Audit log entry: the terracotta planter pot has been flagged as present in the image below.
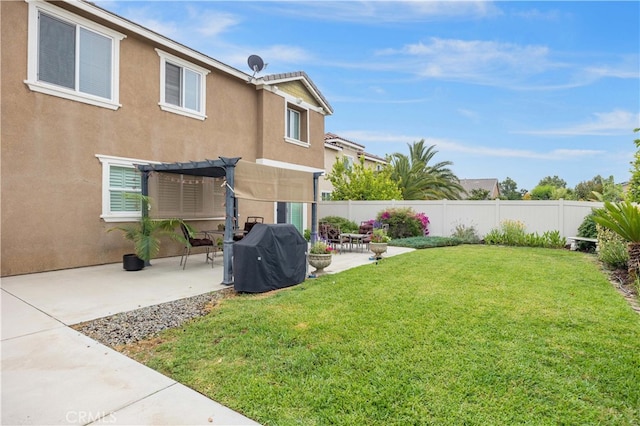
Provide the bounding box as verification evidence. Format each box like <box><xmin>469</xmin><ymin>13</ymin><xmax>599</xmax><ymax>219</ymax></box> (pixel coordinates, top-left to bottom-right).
<box><xmin>308</xmin><ymin>253</ymin><xmax>332</xmax><ymax>275</ymax></box>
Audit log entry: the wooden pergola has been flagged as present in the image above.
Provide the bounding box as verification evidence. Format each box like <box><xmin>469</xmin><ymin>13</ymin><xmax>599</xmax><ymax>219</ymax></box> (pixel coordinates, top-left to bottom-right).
<box><xmin>137</xmin><ymin>157</ymin><xmax>323</xmax><ymax>285</ymax></box>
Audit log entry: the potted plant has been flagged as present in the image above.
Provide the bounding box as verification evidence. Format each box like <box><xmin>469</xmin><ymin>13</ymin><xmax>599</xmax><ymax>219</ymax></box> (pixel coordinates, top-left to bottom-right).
<box><xmin>308</xmin><ymin>241</ymin><xmax>334</xmax><ymax>275</ymax></box>
<box><xmin>370</xmin><ymin>228</ymin><xmax>391</xmax><ymax>260</ymax></box>
<box><xmin>108</xmin><ymin>195</ymin><xmax>190</xmax><ymax>271</ymax></box>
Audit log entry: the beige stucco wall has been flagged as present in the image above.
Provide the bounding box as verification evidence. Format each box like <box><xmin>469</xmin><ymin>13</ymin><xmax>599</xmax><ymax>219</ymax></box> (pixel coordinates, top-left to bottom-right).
<box><xmin>1</xmin><ymin>1</ymin><xmax>326</xmax><ymax>276</ymax></box>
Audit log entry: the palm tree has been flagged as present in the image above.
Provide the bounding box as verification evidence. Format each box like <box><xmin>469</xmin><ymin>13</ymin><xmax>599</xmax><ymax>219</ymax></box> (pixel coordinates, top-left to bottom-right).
<box><xmin>390</xmin><ymin>140</ymin><xmax>464</xmax><ymax>200</ymax></box>
<box><xmin>593</xmin><ymin>201</ymin><xmax>640</xmax><ymax>279</ymax></box>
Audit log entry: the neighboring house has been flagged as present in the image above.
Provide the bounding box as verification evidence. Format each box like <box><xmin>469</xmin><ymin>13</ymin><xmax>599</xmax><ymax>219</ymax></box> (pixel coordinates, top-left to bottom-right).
<box><xmin>321</xmin><ymin>132</ymin><xmax>387</xmax><ymax>200</ymax></box>
<box><xmin>458</xmin><ymin>179</ymin><xmax>501</xmax><ymax>199</ymax></box>
<box><xmin>1</xmin><ymin>0</ymin><xmax>332</xmax><ymax>276</ymax></box>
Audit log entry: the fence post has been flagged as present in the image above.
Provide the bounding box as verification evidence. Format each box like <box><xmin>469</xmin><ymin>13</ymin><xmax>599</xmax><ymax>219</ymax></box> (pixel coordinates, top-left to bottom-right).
<box><xmin>559</xmin><ymin>198</ymin><xmax>565</xmax><ymax>237</ymax></box>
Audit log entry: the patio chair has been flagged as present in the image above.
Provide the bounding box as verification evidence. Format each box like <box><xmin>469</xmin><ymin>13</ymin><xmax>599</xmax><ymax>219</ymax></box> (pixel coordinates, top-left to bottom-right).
<box><xmin>358</xmin><ymin>222</ymin><xmax>374</xmax><ymax>249</ymax></box>
<box><xmin>179</xmin><ymin>223</ymin><xmax>217</xmax><ymax>270</ymax></box>
<box><xmin>233</xmin><ymin>216</ymin><xmax>264</xmax><ymax>241</ymax></box>
<box><xmin>325</xmin><ymin>224</ymin><xmax>348</xmax><ymax>253</ymax></box>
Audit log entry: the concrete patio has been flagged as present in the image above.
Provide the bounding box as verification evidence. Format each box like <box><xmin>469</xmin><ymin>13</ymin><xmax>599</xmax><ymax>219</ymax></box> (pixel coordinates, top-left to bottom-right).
<box><xmin>1</xmin><ymin>246</ymin><xmax>413</xmax><ymax>425</ymax></box>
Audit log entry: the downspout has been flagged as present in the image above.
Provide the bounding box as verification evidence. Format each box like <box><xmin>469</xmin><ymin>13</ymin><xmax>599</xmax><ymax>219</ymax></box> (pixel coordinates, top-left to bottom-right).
<box><xmin>311</xmin><ymin>171</ymin><xmax>323</xmax><ymax>244</ymax></box>
<box><xmin>220</xmin><ymin>157</ymin><xmax>240</xmax><ymax>285</ymax></box>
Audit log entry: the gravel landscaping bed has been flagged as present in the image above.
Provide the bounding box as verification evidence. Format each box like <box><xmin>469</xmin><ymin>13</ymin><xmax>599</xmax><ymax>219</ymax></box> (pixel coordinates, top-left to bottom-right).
<box><xmin>73</xmin><ymin>288</ymin><xmax>234</xmax><ymax>347</ymax></box>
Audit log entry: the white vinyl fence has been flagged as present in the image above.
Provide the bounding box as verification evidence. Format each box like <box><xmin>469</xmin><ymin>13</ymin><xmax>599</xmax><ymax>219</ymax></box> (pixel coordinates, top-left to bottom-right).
<box><xmin>318</xmin><ymin>199</ymin><xmax>604</xmax><ymax>240</ymax></box>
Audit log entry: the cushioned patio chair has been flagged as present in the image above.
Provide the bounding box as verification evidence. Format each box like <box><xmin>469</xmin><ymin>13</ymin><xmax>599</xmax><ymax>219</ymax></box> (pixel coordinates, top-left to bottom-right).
<box><xmin>180</xmin><ymin>223</ymin><xmax>216</xmax><ymax>269</ymax></box>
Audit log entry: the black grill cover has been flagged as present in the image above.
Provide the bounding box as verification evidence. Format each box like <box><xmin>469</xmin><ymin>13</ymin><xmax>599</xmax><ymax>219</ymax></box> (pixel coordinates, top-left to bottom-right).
<box><xmin>233</xmin><ymin>224</ymin><xmax>307</xmax><ymax>293</ymax></box>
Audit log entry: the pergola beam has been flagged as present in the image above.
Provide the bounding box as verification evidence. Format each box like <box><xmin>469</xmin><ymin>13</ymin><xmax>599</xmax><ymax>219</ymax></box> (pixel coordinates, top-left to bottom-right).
<box><xmin>138</xmin><ymin>156</ymin><xmax>240</xmax><ymax>285</ymax></box>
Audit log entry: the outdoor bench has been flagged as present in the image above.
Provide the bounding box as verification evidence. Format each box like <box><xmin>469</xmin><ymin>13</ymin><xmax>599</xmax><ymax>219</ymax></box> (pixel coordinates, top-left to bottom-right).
<box><xmin>567</xmin><ymin>236</ymin><xmax>598</xmax><ymax>252</ymax></box>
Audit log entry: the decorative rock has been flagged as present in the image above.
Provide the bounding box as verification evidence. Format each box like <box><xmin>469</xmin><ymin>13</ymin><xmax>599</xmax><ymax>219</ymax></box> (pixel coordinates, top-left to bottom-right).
<box><xmin>73</xmin><ymin>288</ymin><xmax>234</xmax><ymax>347</ymax></box>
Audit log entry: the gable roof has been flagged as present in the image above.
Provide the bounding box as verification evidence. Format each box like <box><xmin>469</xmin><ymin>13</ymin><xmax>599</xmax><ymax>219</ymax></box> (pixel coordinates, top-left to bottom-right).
<box><xmin>459</xmin><ymin>178</ymin><xmax>500</xmax><ymax>198</ymax></box>
<box><xmin>324</xmin><ymin>132</ymin><xmax>387</xmax><ymax>164</ymax></box>
<box><xmin>262</xmin><ymin>72</ymin><xmax>333</xmax><ymax>114</ymax></box>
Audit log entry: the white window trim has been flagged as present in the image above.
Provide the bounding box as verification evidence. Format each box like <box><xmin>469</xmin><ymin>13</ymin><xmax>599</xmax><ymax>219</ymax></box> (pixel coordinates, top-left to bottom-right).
<box><xmin>283</xmin><ymin>98</ymin><xmax>310</xmax><ymax>147</ymax></box>
<box><xmin>96</xmin><ymin>154</ymin><xmax>158</xmax><ymax>222</ymax></box>
<box><xmin>156</xmin><ymin>49</ymin><xmax>209</xmax><ymax>121</ymax></box>
<box><xmin>25</xmin><ymin>0</ymin><xmax>124</xmax><ymax>110</ymax></box>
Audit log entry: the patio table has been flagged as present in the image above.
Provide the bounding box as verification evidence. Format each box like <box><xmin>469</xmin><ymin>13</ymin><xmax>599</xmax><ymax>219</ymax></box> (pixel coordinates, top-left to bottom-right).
<box><xmin>340</xmin><ymin>233</ymin><xmax>369</xmax><ymax>253</ymax></box>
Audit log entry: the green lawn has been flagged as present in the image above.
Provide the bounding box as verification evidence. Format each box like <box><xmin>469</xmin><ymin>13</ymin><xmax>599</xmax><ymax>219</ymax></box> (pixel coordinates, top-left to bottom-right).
<box><xmin>130</xmin><ymin>245</ymin><xmax>640</xmax><ymax>425</ymax></box>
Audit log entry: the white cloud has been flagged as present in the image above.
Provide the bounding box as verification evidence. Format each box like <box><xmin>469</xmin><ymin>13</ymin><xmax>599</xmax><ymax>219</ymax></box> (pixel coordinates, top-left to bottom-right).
<box><xmin>515</xmin><ymin>110</ymin><xmax>640</xmax><ymax>136</ymax></box>
<box><xmin>265</xmin><ymin>1</ymin><xmax>502</xmax><ymax>23</ymax></box>
<box><xmin>336</xmin><ymin>130</ymin><xmax>603</xmax><ymax>160</ymax></box>
<box><xmin>190</xmin><ymin>9</ymin><xmax>240</xmax><ymax>38</ymax></box>
<box><xmin>375</xmin><ymin>37</ymin><xmax>552</xmax><ymax>86</ymax></box>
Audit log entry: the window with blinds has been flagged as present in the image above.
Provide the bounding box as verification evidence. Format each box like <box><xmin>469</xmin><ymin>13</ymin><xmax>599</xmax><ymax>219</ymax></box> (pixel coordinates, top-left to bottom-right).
<box><xmin>151</xmin><ymin>173</ymin><xmax>224</xmax><ymax>219</ymax></box>
<box><xmin>37</xmin><ymin>11</ymin><xmax>113</xmax><ymax>100</ymax></box>
<box><xmin>164</xmin><ymin>62</ymin><xmax>202</xmax><ymax>112</ymax></box>
<box><xmin>109</xmin><ymin>166</ymin><xmax>141</xmax><ymax>213</ymax></box>
<box><xmin>157</xmin><ymin>50</ymin><xmax>208</xmax><ymax>120</ymax></box>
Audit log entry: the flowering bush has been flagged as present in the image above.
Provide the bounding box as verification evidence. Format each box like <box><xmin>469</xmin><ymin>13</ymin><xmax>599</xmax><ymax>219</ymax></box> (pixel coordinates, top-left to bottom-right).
<box><xmin>376</xmin><ymin>208</ymin><xmax>430</xmax><ymax>239</ymax></box>
<box><xmin>310</xmin><ymin>241</ymin><xmax>333</xmax><ymax>254</ymax></box>
<box><xmin>415</xmin><ymin>212</ymin><xmax>430</xmax><ymax>236</ymax></box>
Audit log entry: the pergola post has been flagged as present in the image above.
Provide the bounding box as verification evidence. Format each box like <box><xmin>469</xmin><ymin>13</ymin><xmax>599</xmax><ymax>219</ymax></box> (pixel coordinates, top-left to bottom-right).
<box><xmin>220</xmin><ymin>157</ymin><xmax>240</xmax><ymax>285</ymax></box>
<box><xmin>140</xmin><ymin>170</ymin><xmax>151</xmax><ymax>266</ymax></box>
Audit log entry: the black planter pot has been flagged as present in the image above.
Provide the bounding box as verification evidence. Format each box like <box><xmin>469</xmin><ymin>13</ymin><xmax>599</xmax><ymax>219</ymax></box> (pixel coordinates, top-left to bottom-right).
<box><xmin>123</xmin><ymin>254</ymin><xmax>145</xmax><ymax>271</ymax></box>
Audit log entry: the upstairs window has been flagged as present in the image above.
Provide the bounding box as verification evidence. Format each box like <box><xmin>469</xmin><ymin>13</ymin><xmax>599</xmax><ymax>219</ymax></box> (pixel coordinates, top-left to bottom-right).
<box><xmin>287</xmin><ymin>108</ymin><xmax>300</xmax><ymax>140</ymax></box>
<box><xmin>26</xmin><ymin>2</ymin><xmax>123</xmax><ymax>110</ymax></box>
<box><xmin>157</xmin><ymin>49</ymin><xmax>209</xmax><ymax>120</ymax></box>
<box><xmin>285</xmin><ymin>103</ymin><xmax>309</xmax><ymax>146</ymax></box>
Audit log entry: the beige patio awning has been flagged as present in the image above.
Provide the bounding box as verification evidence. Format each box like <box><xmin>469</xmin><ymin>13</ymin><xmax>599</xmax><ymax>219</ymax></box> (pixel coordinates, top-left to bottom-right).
<box><xmin>234</xmin><ymin>160</ymin><xmax>315</xmax><ymax>203</ymax></box>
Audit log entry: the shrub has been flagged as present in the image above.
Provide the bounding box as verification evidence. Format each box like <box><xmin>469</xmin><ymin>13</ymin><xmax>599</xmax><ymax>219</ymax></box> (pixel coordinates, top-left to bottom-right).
<box><xmin>377</xmin><ymin>207</ymin><xmax>428</xmax><ymax>239</ymax></box>
<box><xmin>577</xmin><ymin>212</ymin><xmax>598</xmax><ymax>252</ymax></box>
<box><xmin>500</xmin><ymin>220</ymin><xmax>527</xmax><ymax>246</ymax></box>
<box><xmin>319</xmin><ymin>216</ymin><xmax>358</xmax><ymax>233</ymax></box>
<box><xmin>484</xmin><ymin>220</ymin><xmax>564</xmax><ymax>249</ymax></box>
<box><xmin>597</xmin><ymin>224</ymin><xmax>628</xmax><ymax>270</ymax></box>
<box><xmin>450</xmin><ymin>222</ymin><xmax>481</xmax><ymax>244</ymax></box>
<box><xmin>391</xmin><ymin>236</ymin><xmax>463</xmax><ymax>249</ymax></box>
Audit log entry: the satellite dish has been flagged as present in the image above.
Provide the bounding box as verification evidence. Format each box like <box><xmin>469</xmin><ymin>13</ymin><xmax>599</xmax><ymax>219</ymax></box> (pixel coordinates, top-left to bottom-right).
<box><xmin>247</xmin><ymin>55</ymin><xmax>265</xmax><ymax>73</ymax></box>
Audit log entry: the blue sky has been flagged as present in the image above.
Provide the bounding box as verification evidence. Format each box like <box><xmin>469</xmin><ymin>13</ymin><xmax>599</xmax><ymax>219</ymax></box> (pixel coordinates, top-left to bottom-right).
<box><xmin>97</xmin><ymin>1</ymin><xmax>639</xmax><ymax>192</ymax></box>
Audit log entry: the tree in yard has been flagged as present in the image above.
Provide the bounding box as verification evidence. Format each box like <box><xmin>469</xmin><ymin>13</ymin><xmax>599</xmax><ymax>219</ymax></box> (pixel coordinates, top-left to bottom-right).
<box><xmin>574</xmin><ymin>175</ymin><xmax>623</xmax><ymax>202</ymax></box>
<box><xmin>326</xmin><ymin>155</ymin><xmax>402</xmax><ymax>201</ymax></box>
<box><xmin>538</xmin><ymin>175</ymin><xmax>567</xmax><ymax>188</ymax></box>
<box><xmin>627</xmin><ymin>128</ymin><xmax>640</xmax><ymax>203</ymax></box>
<box><xmin>574</xmin><ymin>175</ymin><xmax>604</xmax><ymax>201</ymax></box>
<box><xmin>530</xmin><ymin>185</ymin><xmax>554</xmax><ymax>200</ymax></box>
<box><xmin>499</xmin><ymin>177</ymin><xmax>521</xmax><ymax>200</ymax></box>
<box><xmin>468</xmin><ymin>188</ymin><xmax>491</xmax><ymax>200</ymax></box>
<box><xmin>390</xmin><ymin>140</ymin><xmax>464</xmax><ymax>200</ymax></box>
<box><xmin>593</xmin><ymin>201</ymin><xmax>640</xmax><ymax>280</ymax></box>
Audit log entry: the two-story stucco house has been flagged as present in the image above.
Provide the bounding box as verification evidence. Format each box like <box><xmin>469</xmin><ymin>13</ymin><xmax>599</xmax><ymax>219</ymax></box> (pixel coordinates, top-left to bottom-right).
<box><xmin>1</xmin><ymin>0</ymin><xmax>333</xmax><ymax>276</ymax></box>
<box><xmin>321</xmin><ymin>132</ymin><xmax>388</xmax><ymax>200</ymax></box>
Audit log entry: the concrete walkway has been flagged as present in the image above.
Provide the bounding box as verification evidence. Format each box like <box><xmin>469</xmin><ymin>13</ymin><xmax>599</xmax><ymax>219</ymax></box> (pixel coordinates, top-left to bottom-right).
<box><xmin>1</xmin><ymin>247</ymin><xmax>413</xmax><ymax>425</ymax></box>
